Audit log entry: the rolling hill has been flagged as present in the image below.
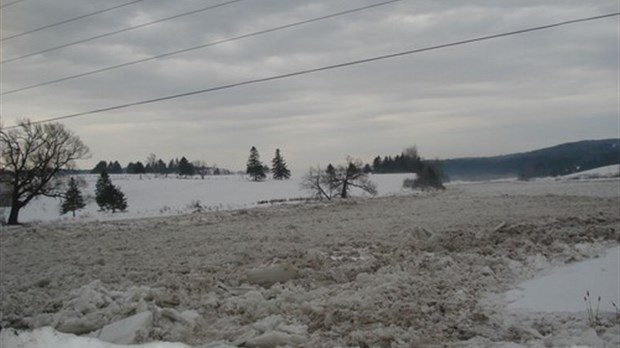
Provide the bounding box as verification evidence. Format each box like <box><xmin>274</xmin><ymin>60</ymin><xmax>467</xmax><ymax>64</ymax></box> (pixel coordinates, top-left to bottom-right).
<box><xmin>440</xmin><ymin>139</ymin><xmax>620</xmax><ymax>181</ymax></box>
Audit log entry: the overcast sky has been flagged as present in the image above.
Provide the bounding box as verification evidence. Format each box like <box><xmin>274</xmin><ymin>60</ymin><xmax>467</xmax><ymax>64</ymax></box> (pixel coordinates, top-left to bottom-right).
<box><xmin>1</xmin><ymin>0</ymin><xmax>618</xmax><ymax>172</ymax></box>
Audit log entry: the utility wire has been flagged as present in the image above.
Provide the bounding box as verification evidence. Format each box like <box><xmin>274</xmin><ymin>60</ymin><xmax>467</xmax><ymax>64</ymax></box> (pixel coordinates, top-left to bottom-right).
<box><xmin>1</xmin><ymin>0</ymin><xmax>245</xmax><ymax>60</ymax></box>
<box><xmin>0</xmin><ymin>0</ymin><xmax>402</xmax><ymax>96</ymax></box>
<box><xmin>0</xmin><ymin>0</ymin><xmax>27</xmax><ymax>9</ymax></box>
<box><xmin>0</xmin><ymin>0</ymin><xmax>401</xmax><ymax>95</ymax></box>
<box><xmin>4</xmin><ymin>12</ymin><xmax>619</xmax><ymax>129</ymax></box>
<box><xmin>1</xmin><ymin>0</ymin><xmax>146</xmax><ymax>41</ymax></box>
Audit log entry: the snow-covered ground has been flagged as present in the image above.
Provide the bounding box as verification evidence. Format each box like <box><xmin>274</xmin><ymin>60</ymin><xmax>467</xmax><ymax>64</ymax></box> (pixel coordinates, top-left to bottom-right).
<box><xmin>1</xmin><ymin>174</ymin><xmax>619</xmax><ymax>347</ymax></box>
<box><xmin>560</xmin><ymin>164</ymin><xmax>620</xmax><ymax>180</ymax></box>
<box><xmin>4</xmin><ymin>168</ymin><xmax>619</xmax><ymax>224</ymax></box>
<box><xmin>2</xmin><ymin>173</ymin><xmax>416</xmax><ymax>224</ymax></box>
<box><xmin>506</xmin><ymin>246</ymin><xmax>619</xmax><ymax>313</ymax></box>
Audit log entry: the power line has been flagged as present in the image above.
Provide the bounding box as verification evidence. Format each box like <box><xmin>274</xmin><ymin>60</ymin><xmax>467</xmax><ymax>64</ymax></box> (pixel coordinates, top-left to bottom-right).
<box><xmin>4</xmin><ymin>12</ymin><xmax>619</xmax><ymax>129</ymax></box>
<box><xmin>0</xmin><ymin>0</ymin><xmax>402</xmax><ymax>95</ymax></box>
<box><xmin>0</xmin><ymin>0</ymin><xmax>27</xmax><ymax>9</ymax></box>
<box><xmin>1</xmin><ymin>0</ymin><xmax>245</xmax><ymax>60</ymax></box>
<box><xmin>1</xmin><ymin>0</ymin><xmax>146</xmax><ymax>41</ymax></box>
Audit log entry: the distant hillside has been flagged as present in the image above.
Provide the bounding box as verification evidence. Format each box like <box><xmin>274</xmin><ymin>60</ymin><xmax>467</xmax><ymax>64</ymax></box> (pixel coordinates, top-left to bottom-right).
<box><xmin>441</xmin><ymin>139</ymin><xmax>620</xmax><ymax>181</ymax></box>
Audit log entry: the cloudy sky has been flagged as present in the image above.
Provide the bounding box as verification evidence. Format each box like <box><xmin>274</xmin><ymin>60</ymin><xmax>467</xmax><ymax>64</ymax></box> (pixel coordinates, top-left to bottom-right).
<box><xmin>1</xmin><ymin>0</ymin><xmax>618</xmax><ymax>172</ymax></box>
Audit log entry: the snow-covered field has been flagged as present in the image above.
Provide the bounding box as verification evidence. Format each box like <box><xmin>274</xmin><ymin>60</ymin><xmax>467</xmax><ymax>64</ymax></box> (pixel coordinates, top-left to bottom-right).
<box><xmin>4</xmin><ymin>166</ymin><xmax>619</xmax><ymax>224</ymax></box>
<box><xmin>1</xmin><ymin>173</ymin><xmax>619</xmax><ymax>347</ymax></box>
<box><xmin>2</xmin><ymin>173</ymin><xmax>416</xmax><ymax>224</ymax></box>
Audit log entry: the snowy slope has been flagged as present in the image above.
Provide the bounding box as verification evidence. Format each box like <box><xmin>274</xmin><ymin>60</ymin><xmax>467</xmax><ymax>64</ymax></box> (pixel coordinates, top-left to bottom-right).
<box><xmin>560</xmin><ymin>164</ymin><xmax>620</xmax><ymax>180</ymax></box>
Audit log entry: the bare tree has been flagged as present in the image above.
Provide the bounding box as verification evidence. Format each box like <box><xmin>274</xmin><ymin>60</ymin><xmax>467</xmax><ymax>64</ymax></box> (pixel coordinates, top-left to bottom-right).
<box><xmin>193</xmin><ymin>160</ymin><xmax>210</xmax><ymax>179</ymax></box>
<box><xmin>336</xmin><ymin>157</ymin><xmax>377</xmax><ymax>198</ymax></box>
<box><xmin>0</xmin><ymin>120</ymin><xmax>90</xmax><ymax>225</ymax></box>
<box><xmin>300</xmin><ymin>158</ymin><xmax>377</xmax><ymax>200</ymax></box>
<box><xmin>300</xmin><ymin>166</ymin><xmax>332</xmax><ymax>200</ymax></box>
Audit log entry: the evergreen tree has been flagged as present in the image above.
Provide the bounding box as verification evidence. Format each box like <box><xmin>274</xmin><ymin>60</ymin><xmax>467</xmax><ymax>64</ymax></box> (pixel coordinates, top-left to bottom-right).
<box><xmin>95</xmin><ymin>170</ymin><xmax>112</xmax><ymax>209</ymax></box>
<box><xmin>126</xmin><ymin>162</ymin><xmax>136</xmax><ymax>174</ymax></box>
<box><xmin>324</xmin><ymin>163</ymin><xmax>339</xmax><ymax>198</ymax></box>
<box><xmin>246</xmin><ymin>146</ymin><xmax>266</xmax><ymax>181</ymax></box>
<box><xmin>107</xmin><ymin>160</ymin><xmax>123</xmax><ymax>174</ymax></box>
<box><xmin>95</xmin><ymin>170</ymin><xmax>128</xmax><ymax>212</ymax></box>
<box><xmin>134</xmin><ymin>161</ymin><xmax>145</xmax><ymax>174</ymax></box>
<box><xmin>61</xmin><ymin>177</ymin><xmax>85</xmax><ymax>217</ymax></box>
<box><xmin>91</xmin><ymin>160</ymin><xmax>108</xmax><ymax>174</ymax></box>
<box><xmin>372</xmin><ymin>156</ymin><xmax>383</xmax><ymax>173</ymax></box>
<box><xmin>109</xmin><ymin>187</ymin><xmax>128</xmax><ymax>212</ymax></box>
<box><xmin>271</xmin><ymin>149</ymin><xmax>291</xmax><ymax>180</ymax></box>
<box><xmin>178</xmin><ymin>156</ymin><xmax>195</xmax><ymax>177</ymax></box>
<box><xmin>156</xmin><ymin>159</ymin><xmax>167</xmax><ymax>174</ymax></box>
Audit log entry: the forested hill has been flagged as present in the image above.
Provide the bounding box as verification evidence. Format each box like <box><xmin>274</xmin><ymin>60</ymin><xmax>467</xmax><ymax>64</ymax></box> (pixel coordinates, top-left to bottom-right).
<box><xmin>441</xmin><ymin>139</ymin><xmax>620</xmax><ymax>181</ymax></box>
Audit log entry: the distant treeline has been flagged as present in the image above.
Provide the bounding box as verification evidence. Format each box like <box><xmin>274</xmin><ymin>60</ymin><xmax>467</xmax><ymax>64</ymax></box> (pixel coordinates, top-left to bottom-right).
<box><xmin>369</xmin><ymin>151</ymin><xmax>423</xmax><ymax>174</ymax></box>
<box><xmin>365</xmin><ymin>147</ymin><xmax>445</xmax><ymax>182</ymax></box>
<box><xmin>91</xmin><ymin>154</ymin><xmax>231</xmax><ymax>177</ymax></box>
<box><xmin>365</xmin><ymin>139</ymin><xmax>619</xmax><ymax>181</ymax></box>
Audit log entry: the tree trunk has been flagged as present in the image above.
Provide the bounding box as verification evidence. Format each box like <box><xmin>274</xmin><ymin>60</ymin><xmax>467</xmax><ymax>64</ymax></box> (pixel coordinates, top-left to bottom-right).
<box><xmin>8</xmin><ymin>205</ymin><xmax>21</xmax><ymax>225</ymax></box>
<box><xmin>341</xmin><ymin>180</ymin><xmax>348</xmax><ymax>198</ymax></box>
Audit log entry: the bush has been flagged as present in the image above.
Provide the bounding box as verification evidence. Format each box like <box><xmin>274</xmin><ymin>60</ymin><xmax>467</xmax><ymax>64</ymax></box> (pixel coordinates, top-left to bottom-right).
<box><xmin>403</xmin><ymin>162</ymin><xmax>445</xmax><ymax>191</ymax></box>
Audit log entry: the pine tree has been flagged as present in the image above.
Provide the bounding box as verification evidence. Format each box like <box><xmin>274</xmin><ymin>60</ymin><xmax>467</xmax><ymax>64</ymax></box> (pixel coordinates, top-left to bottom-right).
<box><xmin>91</xmin><ymin>160</ymin><xmax>108</xmax><ymax>174</ymax></box>
<box><xmin>95</xmin><ymin>170</ymin><xmax>128</xmax><ymax>212</ymax></box>
<box><xmin>134</xmin><ymin>161</ymin><xmax>146</xmax><ymax>174</ymax></box>
<box><xmin>126</xmin><ymin>162</ymin><xmax>136</xmax><ymax>174</ymax></box>
<box><xmin>271</xmin><ymin>149</ymin><xmax>291</xmax><ymax>180</ymax></box>
<box><xmin>95</xmin><ymin>170</ymin><xmax>112</xmax><ymax>210</ymax></box>
<box><xmin>109</xmin><ymin>187</ymin><xmax>128</xmax><ymax>212</ymax></box>
<box><xmin>107</xmin><ymin>161</ymin><xmax>123</xmax><ymax>174</ymax></box>
<box><xmin>61</xmin><ymin>177</ymin><xmax>85</xmax><ymax>217</ymax></box>
<box><xmin>246</xmin><ymin>146</ymin><xmax>266</xmax><ymax>181</ymax></box>
<box><xmin>178</xmin><ymin>156</ymin><xmax>195</xmax><ymax>177</ymax></box>
<box><xmin>324</xmin><ymin>163</ymin><xmax>339</xmax><ymax>198</ymax></box>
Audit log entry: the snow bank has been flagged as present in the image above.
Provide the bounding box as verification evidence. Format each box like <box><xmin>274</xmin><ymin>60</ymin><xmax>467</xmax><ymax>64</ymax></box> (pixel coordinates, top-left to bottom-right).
<box><xmin>0</xmin><ymin>327</ymin><xmax>190</xmax><ymax>348</ymax></box>
<box><xmin>506</xmin><ymin>246</ymin><xmax>620</xmax><ymax>312</ymax></box>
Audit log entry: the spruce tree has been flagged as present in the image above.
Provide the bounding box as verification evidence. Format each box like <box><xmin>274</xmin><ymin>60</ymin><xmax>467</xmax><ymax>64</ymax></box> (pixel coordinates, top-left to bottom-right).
<box><xmin>109</xmin><ymin>187</ymin><xmax>128</xmax><ymax>212</ymax></box>
<box><xmin>107</xmin><ymin>161</ymin><xmax>123</xmax><ymax>174</ymax></box>
<box><xmin>324</xmin><ymin>163</ymin><xmax>339</xmax><ymax>198</ymax></box>
<box><xmin>91</xmin><ymin>160</ymin><xmax>108</xmax><ymax>174</ymax></box>
<box><xmin>246</xmin><ymin>146</ymin><xmax>266</xmax><ymax>181</ymax></box>
<box><xmin>135</xmin><ymin>161</ymin><xmax>146</xmax><ymax>174</ymax></box>
<box><xmin>61</xmin><ymin>177</ymin><xmax>85</xmax><ymax>217</ymax></box>
<box><xmin>271</xmin><ymin>148</ymin><xmax>291</xmax><ymax>180</ymax></box>
<box><xmin>95</xmin><ymin>170</ymin><xmax>128</xmax><ymax>212</ymax></box>
<box><xmin>95</xmin><ymin>170</ymin><xmax>112</xmax><ymax>210</ymax></box>
<box><xmin>178</xmin><ymin>156</ymin><xmax>194</xmax><ymax>177</ymax></box>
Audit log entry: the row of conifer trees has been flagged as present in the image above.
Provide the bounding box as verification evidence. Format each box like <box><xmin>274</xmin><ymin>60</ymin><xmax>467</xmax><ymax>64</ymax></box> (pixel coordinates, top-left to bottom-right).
<box><xmin>61</xmin><ymin>171</ymin><xmax>127</xmax><ymax>217</ymax></box>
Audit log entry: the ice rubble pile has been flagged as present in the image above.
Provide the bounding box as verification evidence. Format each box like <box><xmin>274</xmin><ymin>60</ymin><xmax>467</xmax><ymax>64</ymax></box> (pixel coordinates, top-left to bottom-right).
<box><xmin>25</xmin><ymin>280</ymin><xmax>199</xmax><ymax>345</ymax></box>
<box><xmin>2</xmin><ymin>216</ymin><xmax>619</xmax><ymax>347</ymax></box>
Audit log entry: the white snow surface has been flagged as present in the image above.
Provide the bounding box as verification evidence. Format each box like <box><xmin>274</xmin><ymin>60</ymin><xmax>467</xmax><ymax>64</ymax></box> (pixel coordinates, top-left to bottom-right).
<box><xmin>2</xmin><ymin>173</ymin><xmax>415</xmax><ymax>224</ymax></box>
<box><xmin>0</xmin><ymin>327</ymin><xmax>192</xmax><ymax>348</ymax></box>
<box><xmin>506</xmin><ymin>246</ymin><xmax>620</xmax><ymax>312</ymax></box>
<box><xmin>4</xmin><ymin>172</ymin><xmax>619</xmax><ymax>224</ymax></box>
<box><xmin>560</xmin><ymin>164</ymin><xmax>620</xmax><ymax>180</ymax></box>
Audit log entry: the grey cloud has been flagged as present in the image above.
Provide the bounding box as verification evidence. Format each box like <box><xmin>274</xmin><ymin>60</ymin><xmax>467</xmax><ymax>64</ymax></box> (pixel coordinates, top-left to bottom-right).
<box><xmin>1</xmin><ymin>0</ymin><xmax>617</xmax><ymax>171</ymax></box>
